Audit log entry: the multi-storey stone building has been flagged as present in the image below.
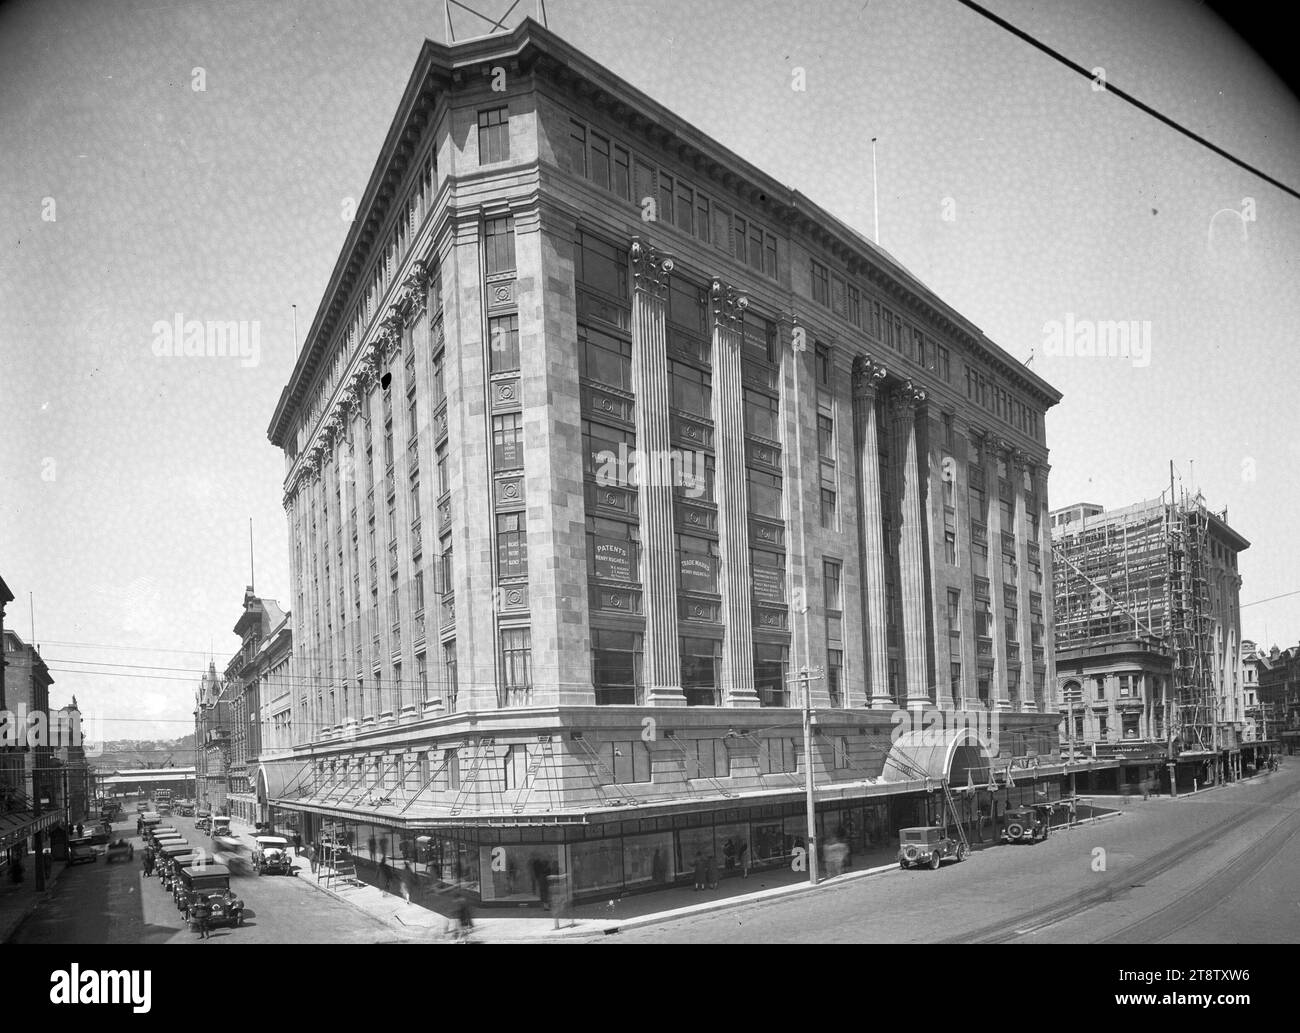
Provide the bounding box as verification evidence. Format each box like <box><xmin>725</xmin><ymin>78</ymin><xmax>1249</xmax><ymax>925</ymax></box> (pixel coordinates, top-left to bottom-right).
<box><xmin>1052</xmin><ymin>494</ymin><xmax>1254</xmax><ymax>787</ymax></box>
<box><xmin>264</xmin><ymin>21</ymin><xmax>1064</xmax><ymax>905</ymax></box>
<box><xmin>194</xmin><ymin>661</ymin><xmax>231</xmax><ymax>814</ymax></box>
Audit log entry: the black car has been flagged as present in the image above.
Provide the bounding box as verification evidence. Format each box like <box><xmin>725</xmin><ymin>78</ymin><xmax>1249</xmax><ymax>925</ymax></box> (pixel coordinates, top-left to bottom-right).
<box><xmin>1001</xmin><ymin>805</ymin><xmax>1051</xmax><ymax>844</ymax></box>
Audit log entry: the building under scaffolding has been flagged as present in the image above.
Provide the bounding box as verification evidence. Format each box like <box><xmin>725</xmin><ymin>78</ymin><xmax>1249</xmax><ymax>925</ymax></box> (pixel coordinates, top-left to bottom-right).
<box><xmin>1050</xmin><ymin>487</ymin><xmax>1252</xmax><ymax>781</ymax></box>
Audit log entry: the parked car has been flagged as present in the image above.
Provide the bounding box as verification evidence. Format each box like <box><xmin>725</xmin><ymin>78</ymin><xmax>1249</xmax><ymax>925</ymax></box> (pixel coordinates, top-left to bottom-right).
<box><xmin>1001</xmin><ymin>805</ymin><xmax>1052</xmax><ymax>844</ymax></box>
<box><xmin>897</xmin><ymin>826</ymin><xmax>967</xmax><ymax>870</ymax></box>
<box><xmin>177</xmin><ymin>863</ymin><xmax>234</xmax><ymax>922</ymax></box>
<box><xmin>195</xmin><ymin>811</ymin><xmax>212</xmax><ymax>833</ymax></box>
<box><xmin>68</xmin><ymin>837</ymin><xmax>98</xmax><ymax>865</ymax></box>
<box><xmin>252</xmin><ymin>836</ymin><xmax>294</xmax><ymax>876</ymax></box>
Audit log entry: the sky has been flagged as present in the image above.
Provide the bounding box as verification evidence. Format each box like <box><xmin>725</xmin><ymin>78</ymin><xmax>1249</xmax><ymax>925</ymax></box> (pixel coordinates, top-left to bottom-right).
<box><xmin>2</xmin><ymin>0</ymin><xmax>1298</xmax><ymax>743</ymax></box>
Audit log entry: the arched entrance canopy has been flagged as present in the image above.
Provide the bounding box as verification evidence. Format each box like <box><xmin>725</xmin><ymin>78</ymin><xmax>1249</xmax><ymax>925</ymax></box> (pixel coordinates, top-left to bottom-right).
<box><xmin>882</xmin><ymin>726</ymin><xmax>994</xmax><ymax>786</ymax></box>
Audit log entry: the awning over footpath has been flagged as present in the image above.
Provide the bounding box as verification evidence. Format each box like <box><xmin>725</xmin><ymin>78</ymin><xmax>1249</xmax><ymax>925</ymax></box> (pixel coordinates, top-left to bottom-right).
<box><xmin>882</xmin><ymin>727</ymin><xmax>994</xmax><ymax>785</ymax></box>
<box><xmin>0</xmin><ymin>810</ymin><xmax>62</xmax><ymax>851</ymax></box>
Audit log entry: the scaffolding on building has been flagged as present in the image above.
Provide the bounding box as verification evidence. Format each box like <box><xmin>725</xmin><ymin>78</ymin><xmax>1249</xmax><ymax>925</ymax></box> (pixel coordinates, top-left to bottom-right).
<box><xmin>1051</xmin><ymin>478</ymin><xmax>1225</xmax><ymax>765</ymax></box>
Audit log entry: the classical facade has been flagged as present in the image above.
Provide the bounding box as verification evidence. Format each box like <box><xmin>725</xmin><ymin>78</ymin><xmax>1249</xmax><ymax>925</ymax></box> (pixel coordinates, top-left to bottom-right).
<box><xmin>264</xmin><ymin>21</ymin><xmax>1065</xmax><ymax>904</ymax></box>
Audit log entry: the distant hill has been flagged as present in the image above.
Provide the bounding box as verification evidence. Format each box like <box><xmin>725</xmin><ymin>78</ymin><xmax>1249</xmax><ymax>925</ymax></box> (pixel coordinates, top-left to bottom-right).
<box><xmin>91</xmin><ymin>734</ymin><xmax>197</xmax><ymax>771</ymax></box>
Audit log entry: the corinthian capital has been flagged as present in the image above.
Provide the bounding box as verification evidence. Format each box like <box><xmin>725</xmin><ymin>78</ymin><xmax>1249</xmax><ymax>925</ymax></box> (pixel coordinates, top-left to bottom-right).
<box><xmin>630</xmin><ymin>237</ymin><xmax>673</xmax><ymax>301</ymax></box>
<box><xmin>710</xmin><ymin>278</ymin><xmax>749</xmax><ymax>334</ymax></box>
<box><xmin>888</xmin><ymin>380</ymin><xmax>927</xmax><ymax>422</ymax></box>
<box><xmin>852</xmin><ymin>355</ymin><xmax>887</xmax><ymax>402</ymax></box>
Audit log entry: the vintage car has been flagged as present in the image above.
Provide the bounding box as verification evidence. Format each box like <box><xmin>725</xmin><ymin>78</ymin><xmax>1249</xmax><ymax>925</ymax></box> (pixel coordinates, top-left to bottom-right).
<box><xmin>1001</xmin><ymin>805</ymin><xmax>1052</xmax><ymax>844</ymax></box>
<box><xmin>136</xmin><ymin>801</ymin><xmax>147</xmax><ymax>814</ymax></box>
<box><xmin>147</xmin><ymin>828</ymin><xmax>182</xmax><ymax>850</ymax></box>
<box><xmin>177</xmin><ymin>803</ymin><xmax>195</xmax><ymax>817</ymax></box>
<box><xmin>105</xmin><ymin>839</ymin><xmax>135</xmax><ymax>863</ymax></box>
<box><xmin>177</xmin><ymin>865</ymin><xmax>243</xmax><ymax>927</ymax></box>
<box><xmin>209</xmin><ymin>816</ymin><xmax>231</xmax><ymax>838</ymax></box>
<box><xmin>195</xmin><ymin>811</ymin><xmax>212</xmax><ymax>832</ymax></box>
<box><xmin>897</xmin><ymin>826</ymin><xmax>968</xmax><ymax>870</ymax></box>
<box><xmin>252</xmin><ymin>836</ymin><xmax>293</xmax><ymax>876</ymax></box>
<box><xmin>68</xmin><ymin>837</ymin><xmax>99</xmax><ymax>865</ymax></box>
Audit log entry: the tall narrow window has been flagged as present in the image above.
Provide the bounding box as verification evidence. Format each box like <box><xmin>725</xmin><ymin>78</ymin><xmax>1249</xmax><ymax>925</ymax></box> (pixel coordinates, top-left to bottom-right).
<box><xmin>496</xmin><ymin>511</ymin><xmax>528</xmax><ymax>577</ymax></box>
<box><xmin>484</xmin><ymin>216</ymin><xmax>516</xmax><ymax>274</ymax></box>
<box><xmin>489</xmin><ymin>314</ymin><xmax>520</xmax><ymax>373</ymax></box>
<box><xmin>478</xmin><ymin>107</ymin><xmax>510</xmax><ymax>164</ymax></box>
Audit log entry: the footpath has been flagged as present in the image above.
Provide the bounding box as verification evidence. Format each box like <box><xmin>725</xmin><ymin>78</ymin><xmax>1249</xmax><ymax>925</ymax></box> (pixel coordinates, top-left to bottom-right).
<box><xmin>222</xmin><ymin>796</ymin><xmax>1128</xmax><ymax>943</ymax></box>
<box><xmin>0</xmin><ymin>856</ymin><xmax>67</xmax><ymax>944</ymax></box>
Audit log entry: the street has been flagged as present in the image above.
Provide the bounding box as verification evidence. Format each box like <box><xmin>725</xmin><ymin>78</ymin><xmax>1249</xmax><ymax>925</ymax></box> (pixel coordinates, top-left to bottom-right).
<box><xmin>10</xmin><ymin>813</ymin><xmax>401</xmax><ymax>945</ymax></box>
<box><xmin>584</xmin><ymin>768</ymin><xmax>1300</xmax><ymax>944</ymax></box>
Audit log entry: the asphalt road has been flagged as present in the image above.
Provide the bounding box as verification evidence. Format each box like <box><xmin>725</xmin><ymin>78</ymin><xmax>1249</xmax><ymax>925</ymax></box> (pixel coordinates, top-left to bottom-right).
<box><xmin>11</xmin><ymin>813</ymin><xmax>400</xmax><ymax>945</ymax></box>
<box><xmin>586</xmin><ymin>766</ymin><xmax>1300</xmax><ymax>944</ymax></box>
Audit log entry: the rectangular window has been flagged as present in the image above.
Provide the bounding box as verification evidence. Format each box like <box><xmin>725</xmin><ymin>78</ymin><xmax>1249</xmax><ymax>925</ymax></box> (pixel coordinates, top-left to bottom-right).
<box><xmin>567</xmin><ymin>120</ymin><xmax>587</xmax><ymax>177</ymax></box>
<box><xmin>846</xmin><ymin>284</ymin><xmax>861</xmax><ymax>327</ymax></box>
<box><xmin>484</xmin><ymin>216</ymin><xmax>516</xmax><ymax>274</ymax></box>
<box><xmin>820</xmin><ymin>487</ymin><xmax>836</xmax><ymax>529</ymax></box>
<box><xmin>659</xmin><ymin>172</ymin><xmax>675</xmax><ymax>226</ymax></box>
<box><xmin>492</xmin><ymin>412</ymin><xmax>523</xmax><ymax>469</ymax></box>
<box><xmin>676</xmin><ymin>533</ymin><xmax>720</xmax><ymax>594</ymax></box>
<box><xmin>500</xmin><ymin>627</ymin><xmax>532</xmax><ymax>694</ymax></box>
<box><xmin>695</xmin><ymin>193</ymin><xmax>711</xmax><ymax>244</ymax></box>
<box><xmin>825</xmin><ymin>650</ymin><xmax>843</xmax><ymax>707</ymax></box>
<box><xmin>743</xmin><ymin>389</ymin><xmax>781</xmax><ymax>440</ymax></box>
<box><xmin>579</xmin><ymin>325</ymin><xmax>632</xmax><ymax>390</ymax></box>
<box><xmin>668</xmin><ymin>359</ymin><xmax>711</xmax><ymax>416</ymax></box>
<box><xmin>746</xmin><ymin>468</ymin><xmax>783</xmax><ymax>519</ymax></box>
<box><xmin>478</xmin><ymin>107</ymin><xmax>510</xmax><ymax>164</ymax></box>
<box><xmin>815</xmin><ymin>344</ymin><xmax>831</xmax><ymax>387</ymax></box>
<box><xmin>945</xmin><ymin>528</ymin><xmax>957</xmax><ymax>564</ymax></box>
<box><xmin>443</xmin><ymin>641</ymin><xmax>458</xmax><ymax>711</ymax></box>
<box><xmin>749</xmin><ymin>223</ymin><xmax>764</xmax><ymax>272</ymax></box>
<box><xmin>733</xmin><ymin>216</ymin><xmax>748</xmax><ymax>265</ymax></box>
<box><xmin>823</xmin><ymin>560</ymin><xmax>842</xmax><ymax>611</ymax></box>
<box><xmin>817</xmin><ymin>413</ymin><xmax>834</xmax><ymax>459</ymax></box>
<box><xmin>589</xmin><ymin>131</ymin><xmax>610</xmax><ymax>189</ymax></box>
<box><xmin>592</xmin><ymin>628</ymin><xmax>643</xmax><ymax>705</ymax></box>
<box><xmin>764</xmin><ymin>234</ymin><xmax>778</xmax><ymax>278</ymax></box>
<box><xmin>489</xmin><ymin>313</ymin><xmax>520</xmax><ymax>373</ymax></box>
<box><xmin>675</xmin><ymin>180</ymin><xmax>694</xmax><ymax>235</ymax></box>
<box><xmin>613</xmin><ymin>145</ymin><xmax>631</xmax><ymax>200</ymax></box>
<box><xmin>496</xmin><ymin>511</ymin><xmax>528</xmax><ymax>578</ymax></box>
<box><xmin>576</xmin><ymin>231</ymin><xmax>629</xmax><ymax>301</ymax></box>
<box><xmin>681</xmin><ymin>636</ymin><xmax>722</xmax><ymax>707</ymax></box>
<box><xmin>436</xmin><ymin>444</ymin><xmax>449</xmax><ymax>496</ymax></box>
<box><xmin>611</xmin><ymin>740</ymin><xmax>651</xmax><ymax>784</ymax></box>
<box><xmin>811</xmin><ymin>260</ymin><xmax>829</xmax><ymax>305</ymax></box>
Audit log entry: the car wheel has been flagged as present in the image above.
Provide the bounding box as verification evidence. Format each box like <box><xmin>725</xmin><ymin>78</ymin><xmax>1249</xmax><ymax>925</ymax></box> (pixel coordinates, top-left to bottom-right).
<box><xmin>929</xmin><ymin>851</ymin><xmax>941</xmax><ymax>870</ymax></box>
<box><xmin>899</xmin><ymin>861</ymin><xmax>908</xmax><ymax>870</ymax></box>
<box><xmin>957</xmin><ymin>845</ymin><xmax>969</xmax><ymax>862</ymax></box>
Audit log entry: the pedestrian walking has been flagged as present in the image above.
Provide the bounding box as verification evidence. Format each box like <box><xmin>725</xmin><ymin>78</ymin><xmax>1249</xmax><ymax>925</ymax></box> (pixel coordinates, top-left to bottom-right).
<box><xmin>738</xmin><ymin>841</ymin><xmax>749</xmax><ymax>878</ymax></box>
<box><xmin>535</xmin><ymin>859</ymin><xmax>552</xmax><ymax>910</ymax></box>
<box><xmin>378</xmin><ymin>855</ymin><xmax>393</xmax><ymax>894</ymax></box>
<box><xmin>455</xmin><ymin>891</ymin><xmax>474</xmax><ymax>942</ymax></box>
<box><xmin>401</xmin><ymin>860</ymin><xmax>413</xmax><ymax>902</ymax></box>
<box><xmin>368</xmin><ymin>835</ymin><xmax>377</xmax><ymax>862</ymax></box>
<box><xmin>293</xmin><ymin>832</ymin><xmax>302</xmax><ymax>857</ymax></box>
<box><xmin>693</xmin><ymin>851</ymin><xmax>706</xmax><ymax>891</ymax></box>
<box><xmin>308</xmin><ymin>845</ymin><xmax>318</xmax><ymax>875</ymax></box>
<box><xmin>706</xmin><ymin>854</ymin><xmax>718</xmax><ymax>890</ymax></box>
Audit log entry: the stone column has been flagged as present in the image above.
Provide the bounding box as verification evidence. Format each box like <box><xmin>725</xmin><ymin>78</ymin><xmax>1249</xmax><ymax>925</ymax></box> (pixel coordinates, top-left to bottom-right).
<box><xmin>630</xmin><ymin>238</ymin><xmax>684</xmax><ymax>706</ymax></box>
<box><xmin>852</xmin><ymin>356</ymin><xmax>891</xmax><ymax>710</ymax></box>
<box><xmin>1038</xmin><ymin>460</ymin><xmax>1058</xmax><ymax>712</ymax></box>
<box><xmin>891</xmin><ymin>381</ymin><xmax>931</xmax><ymax>710</ymax></box>
<box><xmin>1013</xmin><ymin>449</ymin><xmax>1035</xmax><ymax>713</ymax></box>
<box><xmin>710</xmin><ymin>278</ymin><xmax>758</xmax><ymax>707</ymax></box>
<box><xmin>982</xmin><ymin>434</ymin><xmax>1010</xmax><ymax>712</ymax></box>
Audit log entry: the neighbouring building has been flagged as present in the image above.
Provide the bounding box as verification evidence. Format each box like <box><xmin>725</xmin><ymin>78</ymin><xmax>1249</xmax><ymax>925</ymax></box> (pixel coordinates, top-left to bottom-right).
<box><xmin>222</xmin><ymin>589</ymin><xmax>290</xmax><ymax>825</ymax></box>
<box><xmin>194</xmin><ymin>661</ymin><xmax>231</xmax><ymax>814</ymax></box>
<box><xmin>262</xmin><ymin>20</ymin><xmax>1067</xmax><ymax>906</ymax></box>
<box><xmin>1051</xmin><ymin>491</ymin><xmax>1260</xmax><ymax>788</ymax></box>
<box><xmin>52</xmin><ymin>698</ymin><xmax>91</xmax><ymax>828</ymax></box>
<box><xmin>1252</xmin><ymin>643</ymin><xmax>1300</xmax><ymax>755</ymax></box>
<box><xmin>0</xmin><ymin>630</ymin><xmax>64</xmax><ymax>869</ymax></box>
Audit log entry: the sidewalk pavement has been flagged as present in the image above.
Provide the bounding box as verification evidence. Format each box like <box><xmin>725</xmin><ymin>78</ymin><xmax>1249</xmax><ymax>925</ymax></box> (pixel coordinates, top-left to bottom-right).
<box><xmin>221</xmin><ymin>816</ymin><xmax>1116</xmax><ymax>943</ymax></box>
<box><xmin>0</xmin><ymin>857</ymin><xmax>67</xmax><ymax>944</ymax></box>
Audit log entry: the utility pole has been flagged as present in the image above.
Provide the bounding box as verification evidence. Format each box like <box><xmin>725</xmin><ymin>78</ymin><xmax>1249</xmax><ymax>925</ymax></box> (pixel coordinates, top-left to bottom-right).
<box><xmin>789</xmin><ymin>664</ymin><xmax>823</xmax><ymax>884</ymax></box>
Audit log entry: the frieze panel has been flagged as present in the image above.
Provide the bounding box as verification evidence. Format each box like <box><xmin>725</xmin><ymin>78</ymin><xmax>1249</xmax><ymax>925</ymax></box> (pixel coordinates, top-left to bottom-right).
<box><xmin>752</xmin><ymin>605</ymin><xmax>789</xmax><ymax>632</ymax></box>
<box><xmin>486</xmin><ymin>278</ymin><xmax>517</xmax><ymax>312</ymax></box>
<box><xmin>495</xmin><ymin>476</ymin><xmax>526</xmax><ymax>508</ymax></box>
<box><xmin>586</xmin><ymin>482</ymin><xmax>638</xmax><ymax>518</ymax></box>
<box><xmin>589</xmin><ymin>585</ymin><xmax>644</xmax><ymax>616</ymax></box>
<box><xmin>582</xmin><ymin>384</ymin><xmax>634</xmax><ymax>425</ymax></box>
<box><xmin>749</xmin><ymin>517</ymin><xmax>786</xmax><ymax>549</ymax></box>
<box><xmin>492</xmin><ymin>378</ymin><xmax>522</xmax><ymax>410</ymax></box>
<box><xmin>745</xmin><ymin>438</ymin><xmax>782</xmax><ymax>471</ymax></box>
<box><xmin>679</xmin><ymin>597</ymin><xmax>721</xmax><ymax>624</ymax></box>
<box><xmin>671</xmin><ymin>414</ymin><xmax>714</xmax><ymax>451</ymax></box>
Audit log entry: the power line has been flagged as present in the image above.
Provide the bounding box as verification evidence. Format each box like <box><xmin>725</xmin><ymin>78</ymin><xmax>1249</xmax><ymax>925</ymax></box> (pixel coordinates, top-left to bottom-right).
<box><xmin>954</xmin><ymin>0</ymin><xmax>1300</xmax><ymax>202</ymax></box>
<box><xmin>1241</xmin><ymin>589</ymin><xmax>1300</xmax><ymax>609</ymax></box>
